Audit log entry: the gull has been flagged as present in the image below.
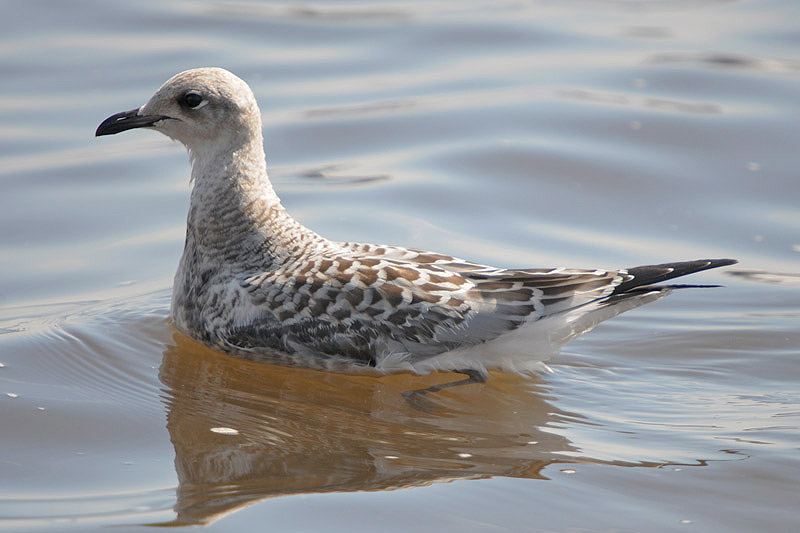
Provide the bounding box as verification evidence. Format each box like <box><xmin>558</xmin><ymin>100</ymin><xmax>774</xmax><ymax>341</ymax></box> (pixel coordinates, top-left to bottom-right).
<box><xmin>96</xmin><ymin>67</ymin><xmax>735</xmax><ymax>388</ymax></box>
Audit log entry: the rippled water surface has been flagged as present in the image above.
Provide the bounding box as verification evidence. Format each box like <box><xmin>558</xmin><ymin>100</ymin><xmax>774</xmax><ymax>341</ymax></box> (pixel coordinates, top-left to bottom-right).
<box><xmin>2</xmin><ymin>1</ymin><xmax>799</xmax><ymax>531</ymax></box>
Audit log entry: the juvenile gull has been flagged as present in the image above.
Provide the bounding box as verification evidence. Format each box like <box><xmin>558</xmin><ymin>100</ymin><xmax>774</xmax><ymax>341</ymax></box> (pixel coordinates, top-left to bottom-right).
<box><xmin>96</xmin><ymin>67</ymin><xmax>736</xmax><ymax>378</ymax></box>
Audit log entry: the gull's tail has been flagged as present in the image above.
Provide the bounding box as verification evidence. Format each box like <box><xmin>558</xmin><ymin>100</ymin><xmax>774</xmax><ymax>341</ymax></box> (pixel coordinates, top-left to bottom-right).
<box><xmin>612</xmin><ymin>258</ymin><xmax>738</xmax><ymax>296</ymax></box>
<box><xmin>541</xmin><ymin>258</ymin><xmax>738</xmax><ymax>362</ymax></box>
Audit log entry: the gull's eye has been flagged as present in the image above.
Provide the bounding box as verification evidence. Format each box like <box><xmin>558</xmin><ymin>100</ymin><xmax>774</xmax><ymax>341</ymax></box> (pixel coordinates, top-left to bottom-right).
<box><xmin>181</xmin><ymin>92</ymin><xmax>206</xmax><ymax>109</ymax></box>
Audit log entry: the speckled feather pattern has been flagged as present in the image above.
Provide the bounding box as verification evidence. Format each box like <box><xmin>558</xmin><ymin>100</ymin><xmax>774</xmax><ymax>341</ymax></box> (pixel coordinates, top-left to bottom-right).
<box><xmin>96</xmin><ymin>68</ymin><xmax>735</xmax><ymax>375</ymax></box>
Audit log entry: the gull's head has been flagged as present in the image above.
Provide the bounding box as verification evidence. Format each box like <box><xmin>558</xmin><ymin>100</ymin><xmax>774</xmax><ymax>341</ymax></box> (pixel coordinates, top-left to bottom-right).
<box><xmin>95</xmin><ymin>67</ymin><xmax>261</xmax><ymax>153</ymax></box>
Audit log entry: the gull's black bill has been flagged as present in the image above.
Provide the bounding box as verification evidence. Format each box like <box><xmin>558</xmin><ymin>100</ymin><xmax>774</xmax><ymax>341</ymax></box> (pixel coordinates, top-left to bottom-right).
<box><xmin>95</xmin><ymin>108</ymin><xmax>171</xmax><ymax>136</ymax></box>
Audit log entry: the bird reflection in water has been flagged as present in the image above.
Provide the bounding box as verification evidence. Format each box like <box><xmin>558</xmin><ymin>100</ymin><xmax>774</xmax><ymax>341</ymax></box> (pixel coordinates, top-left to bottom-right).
<box><xmin>157</xmin><ymin>332</ymin><xmax>573</xmax><ymax>526</ymax></box>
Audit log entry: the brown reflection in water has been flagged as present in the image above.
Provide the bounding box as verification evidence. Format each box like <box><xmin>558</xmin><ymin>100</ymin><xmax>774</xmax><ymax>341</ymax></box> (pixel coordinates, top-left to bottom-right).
<box><xmin>157</xmin><ymin>332</ymin><xmax>575</xmax><ymax>526</ymax></box>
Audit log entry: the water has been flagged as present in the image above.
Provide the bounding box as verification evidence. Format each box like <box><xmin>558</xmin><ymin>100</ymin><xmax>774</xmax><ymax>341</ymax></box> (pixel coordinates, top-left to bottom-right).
<box><xmin>1</xmin><ymin>1</ymin><xmax>799</xmax><ymax>531</ymax></box>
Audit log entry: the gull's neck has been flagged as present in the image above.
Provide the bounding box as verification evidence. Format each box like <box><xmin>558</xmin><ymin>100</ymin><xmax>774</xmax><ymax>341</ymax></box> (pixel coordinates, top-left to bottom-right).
<box><xmin>182</xmin><ymin>129</ymin><xmax>326</xmax><ymax>272</ymax></box>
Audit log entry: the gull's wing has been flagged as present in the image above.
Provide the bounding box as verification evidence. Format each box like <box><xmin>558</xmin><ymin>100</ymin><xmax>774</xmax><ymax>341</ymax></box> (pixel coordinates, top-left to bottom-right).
<box><xmin>220</xmin><ymin>239</ymin><xmax>735</xmax><ymax>369</ymax></box>
<box><xmin>220</xmin><ymin>250</ymin><xmax>630</xmax><ymax>366</ymax></box>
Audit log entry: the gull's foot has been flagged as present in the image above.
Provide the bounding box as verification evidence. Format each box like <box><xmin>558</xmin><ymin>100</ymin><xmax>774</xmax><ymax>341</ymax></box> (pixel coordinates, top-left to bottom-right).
<box><xmin>402</xmin><ymin>369</ymin><xmax>486</xmax><ymax>412</ymax></box>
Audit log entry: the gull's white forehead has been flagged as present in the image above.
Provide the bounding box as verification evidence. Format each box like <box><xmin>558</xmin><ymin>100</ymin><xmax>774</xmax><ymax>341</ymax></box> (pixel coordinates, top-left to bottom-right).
<box><xmin>160</xmin><ymin>67</ymin><xmax>251</xmax><ymax>97</ymax></box>
<box><xmin>144</xmin><ymin>68</ymin><xmax>255</xmax><ymax>116</ymax></box>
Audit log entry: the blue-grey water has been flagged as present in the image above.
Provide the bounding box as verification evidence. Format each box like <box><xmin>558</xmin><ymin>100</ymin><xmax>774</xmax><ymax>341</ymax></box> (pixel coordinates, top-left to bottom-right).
<box><xmin>1</xmin><ymin>1</ymin><xmax>799</xmax><ymax>531</ymax></box>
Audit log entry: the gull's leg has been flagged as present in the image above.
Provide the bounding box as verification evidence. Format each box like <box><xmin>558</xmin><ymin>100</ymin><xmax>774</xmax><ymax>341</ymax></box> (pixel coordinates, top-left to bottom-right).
<box><xmin>402</xmin><ymin>369</ymin><xmax>486</xmax><ymax>411</ymax></box>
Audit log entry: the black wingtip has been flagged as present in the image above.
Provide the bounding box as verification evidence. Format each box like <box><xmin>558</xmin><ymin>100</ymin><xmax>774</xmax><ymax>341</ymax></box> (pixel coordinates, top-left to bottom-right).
<box><xmin>705</xmin><ymin>258</ymin><xmax>738</xmax><ymax>268</ymax></box>
<box><xmin>614</xmin><ymin>258</ymin><xmax>738</xmax><ymax>295</ymax></box>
